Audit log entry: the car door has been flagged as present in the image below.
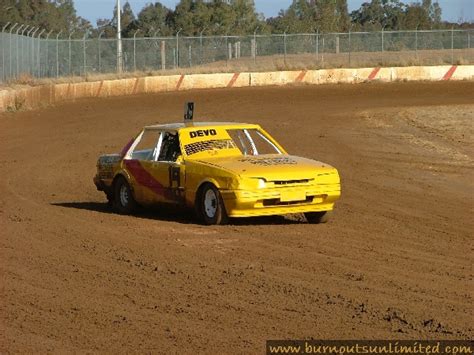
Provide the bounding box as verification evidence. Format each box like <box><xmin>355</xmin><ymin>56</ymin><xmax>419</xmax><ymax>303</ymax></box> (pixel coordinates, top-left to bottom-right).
<box><xmin>138</xmin><ymin>131</ymin><xmax>185</xmax><ymax>205</ymax></box>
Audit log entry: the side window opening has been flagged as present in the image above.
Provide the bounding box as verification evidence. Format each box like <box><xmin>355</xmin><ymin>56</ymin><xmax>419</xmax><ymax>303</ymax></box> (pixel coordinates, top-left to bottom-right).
<box><xmin>129</xmin><ymin>130</ymin><xmax>162</xmax><ymax>161</ymax></box>
<box><xmin>157</xmin><ymin>132</ymin><xmax>182</xmax><ymax>162</ymax></box>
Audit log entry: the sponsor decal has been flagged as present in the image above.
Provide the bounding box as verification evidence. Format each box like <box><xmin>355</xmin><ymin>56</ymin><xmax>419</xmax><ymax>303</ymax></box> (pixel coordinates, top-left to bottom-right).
<box><xmin>189</xmin><ymin>129</ymin><xmax>217</xmax><ymax>138</ymax></box>
<box><xmin>238</xmin><ymin>157</ymin><xmax>298</xmax><ymax>166</ymax></box>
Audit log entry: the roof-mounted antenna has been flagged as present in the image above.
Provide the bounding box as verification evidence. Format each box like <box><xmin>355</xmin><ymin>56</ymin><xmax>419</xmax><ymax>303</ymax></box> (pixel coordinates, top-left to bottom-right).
<box><xmin>184</xmin><ymin>102</ymin><xmax>194</xmax><ymax>125</ymax></box>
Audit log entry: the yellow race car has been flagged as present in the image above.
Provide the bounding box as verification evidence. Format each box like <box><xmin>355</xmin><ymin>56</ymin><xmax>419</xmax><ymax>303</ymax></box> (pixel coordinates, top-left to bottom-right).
<box><xmin>94</xmin><ymin>105</ymin><xmax>340</xmax><ymax>225</ymax></box>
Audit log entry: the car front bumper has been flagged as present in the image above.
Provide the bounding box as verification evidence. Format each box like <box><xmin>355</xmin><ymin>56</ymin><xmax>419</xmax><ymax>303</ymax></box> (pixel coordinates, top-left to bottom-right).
<box><xmin>220</xmin><ymin>185</ymin><xmax>340</xmax><ymax>218</ymax></box>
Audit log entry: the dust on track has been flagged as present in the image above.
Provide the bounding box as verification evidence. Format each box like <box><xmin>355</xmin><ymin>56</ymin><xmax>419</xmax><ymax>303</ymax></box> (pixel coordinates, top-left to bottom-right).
<box><xmin>1</xmin><ymin>81</ymin><xmax>473</xmax><ymax>353</ymax></box>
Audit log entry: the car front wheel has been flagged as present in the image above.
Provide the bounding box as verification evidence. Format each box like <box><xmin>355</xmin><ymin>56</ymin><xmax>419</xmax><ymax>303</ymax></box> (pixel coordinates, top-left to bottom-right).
<box><xmin>198</xmin><ymin>184</ymin><xmax>228</xmax><ymax>225</ymax></box>
<box><xmin>305</xmin><ymin>211</ymin><xmax>332</xmax><ymax>224</ymax></box>
<box><xmin>114</xmin><ymin>177</ymin><xmax>137</xmax><ymax>215</ymax></box>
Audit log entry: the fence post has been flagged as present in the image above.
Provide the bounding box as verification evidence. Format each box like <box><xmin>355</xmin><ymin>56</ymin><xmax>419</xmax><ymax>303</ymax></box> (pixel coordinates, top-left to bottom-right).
<box><xmin>25</xmin><ymin>27</ymin><xmax>34</xmax><ymax>75</ymax></box>
<box><xmin>56</xmin><ymin>31</ymin><xmax>62</xmax><ymax>77</ymax></box>
<box><xmin>381</xmin><ymin>27</ymin><xmax>385</xmax><ymax>52</ymax></box>
<box><xmin>28</xmin><ymin>28</ymin><xmax>36</xmax><ymax>75</ymax></box>
<box><xmin>57</xmin><ymin>31</ymin><xmax>62</xmax><ymax>77</ymax></box>
<box><xmin>45</xmin><ymin>30</ymin><xmax>53</xmax><ymax>77</ymax></box>
<box><xmin>322</xmin><ymin>37</ymin><xmax>325</xmax><ymax>66</ymax></box>
<box><xmin>2</xmin><ymin>22</ymin><xmax>11</xmax><ymax>82</ymax></box>
<box><xmin>316</xmin><ymin>29</ymin><xmax>319</xmax><ymax>61</ymax></box>
<box><xmin>173</xmin><ymin>48</ymin><xmax>176</xmax><ymax>69</ymax></box>
<box><xmin>161</xmin><ymin>41</ymin><xmax>166</xmax><ymax>70</ymax></box>
<box><xmin>18</xmin><ymin>26</ymin><xmax>29</xmax><ymax>77</ymax></box>
<box><xmin>133</xmin><ymin>30</ymin><xmax>140</xmax><ymax>72</ymax></box>
<box><xmin>415</xmin><ymin>26</ymin><xmax>418</xmax><ymax>61</ymax></box>
<box><xmin>68</xmin><ymin>31</ymin><xmax>74</xmax><ymax>76</ymax></box>
<box><xmin>31</xmin><ymin>28</ymin><xmax>39</xmax><ymax>75</ymax></box>
<box><xmin>9</xmin><ymin>23</ymin><xmax>18</xmax><ymax>79</ymax></box>
<box><xmin>37</xmin><ymin>29</ymin><xmax>45</xmax><ymax>77</ymax></box>
<box><xmin>348</xmin><ymin>29</ymin><xmax>352</xmax><ymax>66</ymax></box>
<box><xmin>253</xmin><ymin>27</ymin><xmax>259</xmax><ymax>64</ymax></box>
<box><xmin>189</xmin><ymin>45</ymin><xmax>193</xmax><ymax>67</ymax></box>
<box><xmin>199</xmin><ymin>27</ymin><xmax>206</xmax><ymax>65</ymax></box>
<box><xmin>225</xmin><ymin>34</ymin><xmax>228</xmax><ymax>64</ymax></box>
<box><xmin>283</xmin><ymin>31</ymin><xmax>287</xmax><ymax>64</ymax></box>
<box><xmin>176</xmin><ymin>28</ymin><xmax>182</xmax><ymax>69</ymax></box>
<box><xmin>451</xmin><ymin>26</ymin><xmax>454</xmax><ymax>65</ymax></box>
<box><xmin>83</xmin><ymin>33</ymin><xmax>87</xmax><ymax>76</ymax></box>
<box><xmin>336</xmin><ymin>35</ymin><xmax>340</xmax><ymax>54</ymax></box>
<box><xmin>98</xmin><ymin>31</ymin><xmax>104</xmax><ymax>73</ymax></box>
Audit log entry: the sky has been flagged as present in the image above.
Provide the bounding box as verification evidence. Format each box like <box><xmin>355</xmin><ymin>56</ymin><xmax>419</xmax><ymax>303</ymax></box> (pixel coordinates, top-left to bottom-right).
<box><xmin>74</xmin><ymin>0</ymin><xmax>474</xmax><ymax>26</ymax></box>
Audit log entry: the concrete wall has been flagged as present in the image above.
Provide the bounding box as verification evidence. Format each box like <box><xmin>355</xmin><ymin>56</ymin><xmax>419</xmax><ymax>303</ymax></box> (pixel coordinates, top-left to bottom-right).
<box><xmin>1</xmin><ymin>65</ymin><xmax>472</xmax><ymax>112</ymax></box>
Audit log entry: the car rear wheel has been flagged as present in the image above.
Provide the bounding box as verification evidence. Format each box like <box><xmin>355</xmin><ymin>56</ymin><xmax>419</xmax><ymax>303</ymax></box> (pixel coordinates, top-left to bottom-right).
<box><xmin>198</xmin><ymin>184</ymin><xmax>228</xmax><ymax>225</ymax></box>
<box><xmin>305</xmin><ymin>211</ymin><xmax>331</xmax><ymax>224</ymax></box>
<box><xmin>114</xmin><ymin>177</ymin><xmax>137</xmax><ymax>215</ymax></box>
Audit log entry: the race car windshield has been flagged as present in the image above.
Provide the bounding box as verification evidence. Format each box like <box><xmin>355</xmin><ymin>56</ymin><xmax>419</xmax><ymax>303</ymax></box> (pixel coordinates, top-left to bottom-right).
<box><xmin>227</xmin><ymin>129</ymin><xmax>282</xmax><ymax>156</ymax></box>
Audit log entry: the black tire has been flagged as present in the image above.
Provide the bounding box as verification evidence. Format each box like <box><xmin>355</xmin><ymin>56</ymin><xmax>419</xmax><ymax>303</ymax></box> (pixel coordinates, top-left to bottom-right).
<box><xmin>305</xmin><ymin>211</ymin><xmax>332</xmax><ymax>224</ymax></box>
<box><xmin>106</xmin><ymin>191</ymin><xmax>114</xmax><ymax>207</ymax></box>
<box><xmin>113</xmin><ymin>177</ymin><xmax>137</xmax><ymax>215</ymax></box>
<box><xmin>197</xmin><ymin>184</ymin><xmax>228</xmax><ymax>225</ymax></box>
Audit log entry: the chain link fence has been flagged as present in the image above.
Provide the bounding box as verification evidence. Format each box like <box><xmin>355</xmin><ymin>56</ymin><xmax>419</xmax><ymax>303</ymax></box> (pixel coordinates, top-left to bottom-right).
<box><xmin>1</xmin><ymin>29</ymin><xmax>473</xmax><ymax>83</ymax></box>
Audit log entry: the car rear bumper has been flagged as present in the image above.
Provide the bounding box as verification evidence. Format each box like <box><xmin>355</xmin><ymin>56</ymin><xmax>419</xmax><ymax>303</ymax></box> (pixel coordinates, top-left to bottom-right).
<box><xmin>220</xmin><ymin>185</ymin><xmax>340</xmax><ymax>218</ymax></box>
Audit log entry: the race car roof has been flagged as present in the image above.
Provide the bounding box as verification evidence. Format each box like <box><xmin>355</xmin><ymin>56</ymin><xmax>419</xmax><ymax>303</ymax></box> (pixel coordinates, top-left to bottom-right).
<box><xmin>144</xmin><ymin>122</ymin><xmax>260</xmax><ymax>130</ymax></box>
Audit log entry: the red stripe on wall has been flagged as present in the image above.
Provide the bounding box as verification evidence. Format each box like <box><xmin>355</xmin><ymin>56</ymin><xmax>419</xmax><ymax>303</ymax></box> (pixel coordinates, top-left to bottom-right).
<box><xmin>176</xmin><ymin>75</ymin><xmax>185</xmax><ymax>90</ymax></box>
<box><xmin>368</xmin><ymin>67</ymin><xmax>381</xmax><ymax>80</ymax></box>
<box><xmin>442</xmin><ymin>65</ymin><xmax>457</xmax><ymax>80</ymax></box>
<box><xmin>227</xmin><ymin>73</ymin><xmax>240</xmax><ymax>88</ymax></box>
<box><xmin>96</xmin><ymin>81</ymin><xmax>104</xmax><ymax>97</ymax></box>
<box><xmin>295</xmin><ymin>70</ymin><xmax>307</xmax><ymax>83</ymax></box>
<box><xmin>132</xmin><ymin>78</ymin><xmax>140</xmax><ymax>94</ymax></box>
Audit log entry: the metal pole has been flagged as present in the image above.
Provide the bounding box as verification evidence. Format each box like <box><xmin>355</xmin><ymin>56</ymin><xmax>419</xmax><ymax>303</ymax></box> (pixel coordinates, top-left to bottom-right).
<box><xmin>154</xmin><ymin>29</ymin><xmax>160</xmax><ymax>69</ymax></box>
<box><xmin>30</xmin><ymin>28</ymin><xmax>39</xmax><ymax>75</ymax></box>
<box><xmin>176</xmin><ymin>28</ymin><xmax>182</xmax><ymax>68</ymax></box>
<box><xmin>199</xmin><ymin>27</ymin><xmax>207</xmax><ymax>65</ymax></box>
<box><xmin>253</xmin><ymin>26</ymin><xmax>259</xmax><ymax>64</ymax></box>
<box><xmin>45</xmin><ymin>30</ymin><xmax>53</xmax><ymax>77</ymax></box>
<box><xmin>316</xmin><ymin>29</ymin><xmax>319</xmax><ymax>61</ymax></box>
<box><xmin>25</xmin><ymin>27</ymin><xmax>34</xmax><ymax>75</ymax></box>
<box><xmin>83</xmin><ymin>33</ymin><xmax>87</xmax><ymax>76</ymax></box>
<box><xmin>117</xmin><ymin>0</ymin><xmax>123</xmax><ymax>73</ymax></box>
<box><xmin>451</xmin><ymin>26</ymin><xmax>454</xmax><ymax>64</ymax></box>
<box><xmin>284</xmin><ymin>31</ymin><xmax>287</xmax><ymax>64</ymax></box>
<box><xmin>18</xmin><ymin>26</ymin><xmax>29</xmax><ymax>77</ymax></box>
<box><xmin>381</xmin><ymin>27</ymin><xmax>385</xmax><ymax>52</ymax></box>
<box><xmin>56</xmin><ymin>31</ymin><xmax>62</xmax><ymax>77</ymax></box>
<box><xmin>98</xmin><ymin>31</ymin><xmax>104</xmax><ymax>73</ymax></box>
<box><xmin>189</xmin><ymin>44</ymin><xmax>192</xmax><ymax>67</ymax></box>
<box><xmin>415</xmin><ymin>25</ymin><xmax>419</xmax><ymax>61</ymax></box>
<box><xmin>9</xmin><ymin>23</ymin><xmax>18</xmax><ymax>79</ymax></box>
<box><xmin>133</xmin><ymin>29</ymin><xmax>140</xmax><ymax>72</ymax></box>
<box><xmin>348</xmin><ymin>28</ymin><xmax>352</xmax><ymax>66</ymax></box>
<box><xmin>2</xmin><ymin>22</ymin><xmax>11</xmax><ymax>82</ymax></box>
<box><xmin>225</xmin><ymin>33</ymin><xmax>228</xmax><ymax>64</ymax></box>
<box><xmin>37</xmin><ymin>29</ymin><xmax>45</xmax><ymax>77</ymax></box>
<box><xmin>68</xmin><ymin>31</ymin><xmax>75</xmax><ymax>76</ymax></box>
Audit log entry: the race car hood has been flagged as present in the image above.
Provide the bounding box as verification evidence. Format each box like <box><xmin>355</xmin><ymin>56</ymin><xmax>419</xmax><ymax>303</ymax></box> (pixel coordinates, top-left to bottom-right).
<box><xmin>195</xmin><ymin>154</ymin><xmax>336</xmax><ymax>181</ymax></box>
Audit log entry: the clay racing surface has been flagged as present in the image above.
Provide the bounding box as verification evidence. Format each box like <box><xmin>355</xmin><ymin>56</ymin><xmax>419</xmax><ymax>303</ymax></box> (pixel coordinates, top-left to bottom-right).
<box><xmin>1</xmin><ymin>82</ymin><xmax>473</xmax><ymax>352</ymax></box>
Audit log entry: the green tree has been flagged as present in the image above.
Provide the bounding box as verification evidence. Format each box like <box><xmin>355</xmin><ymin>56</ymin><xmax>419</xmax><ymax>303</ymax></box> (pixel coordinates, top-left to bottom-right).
<box><xmin>136</xmin><ymin>2</ymin><xmax>174</xmax><ymax>36</ymax></box>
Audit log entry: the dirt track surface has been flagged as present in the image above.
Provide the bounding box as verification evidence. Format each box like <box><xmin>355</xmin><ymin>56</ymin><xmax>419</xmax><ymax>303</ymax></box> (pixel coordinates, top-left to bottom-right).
<box><xmin>1</xmin><ymin>82</ymin><xmax>473</xmax><ymax>353</ymax></box>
